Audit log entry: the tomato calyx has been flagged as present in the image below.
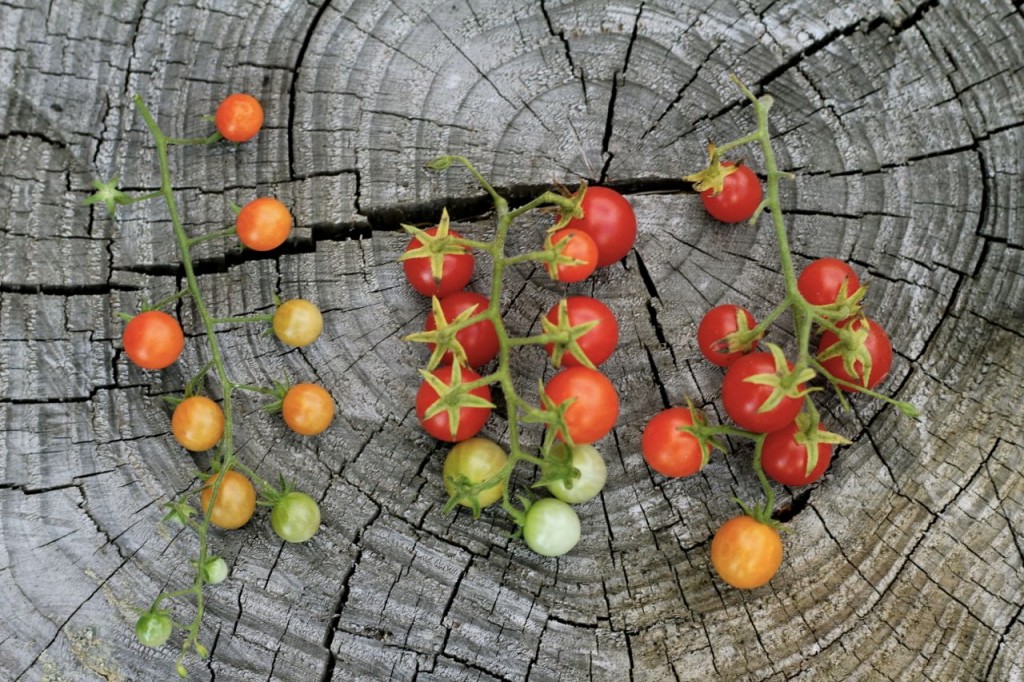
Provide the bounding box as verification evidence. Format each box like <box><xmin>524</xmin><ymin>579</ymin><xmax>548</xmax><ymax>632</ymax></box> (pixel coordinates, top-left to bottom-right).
<box><xmin>405</xmin><ymin>295</ymin><xmax>486</xmax><ymax>369</ymax></box>
<box><xmin>161</xmin><ymin>499</ymin><xmax>197</xmax><ymax>526</ymax></box>
<box><xmin>550</xmin><ymin>181</ymin><xmax>587</xmax><ymax>231</ymax></box>
<box><xmin>713</xmin><ymin>307</ymin><xmax>762</xmax><ymax>357</ymax></box>
<box><xmin>543</xmin><ymin>228</ymin><xmax>597</xmax><ymax>282</ymax></box>
<box><xmin>419</xmin><ymin>363</ymin><xmax>496</xmax><ymax>441</ymax></box>
<box><xmin>808</xmin><ymin>280</ymin><xmax>867</xmax><ymax>323</ymax></box>
<box><xmin>674</xmin><ymin>399</ymin><xmax>729</xmax><ymax>468</ymax></box>
<box><xmin>541</xmin><ymin>298</ymin><xmax>602</xmax><ymax>369</ymax></box>
<box><xmin>84</xmin><ymin>176</ymin><xmax>133</xmax><ymax>218</ymax></box>
<box><xmin>790</xmin><ymin>412</ymin><xmax>851</xmax><ymax>476</ymax></box>
<box><xmin>398</xmin><ymin>209</ymin><xmax>471</xmax><ymax>285</ymax></box>
<box><xmin>530</xmin><ymin>378</ymin><xmax>578</xmax><ymax>445</ymax></box>
<box><xmin>743</xmin><ymin>343</ymin><xmax>818</xmax><ymax>414</ymax></box>
<box><xmin>815</xmin><ymin>315</ymin><xmax>875</xmax><ymax>388</ymax></box>
<box><xmin>533</xmin><ymin>442</ymin><xmax>580</xmax><ymax>490</ymax></box>
<box><xmin>731</xmin><ymin>499</ymin><xmax>786</xmax><ymax>532</ymax></box>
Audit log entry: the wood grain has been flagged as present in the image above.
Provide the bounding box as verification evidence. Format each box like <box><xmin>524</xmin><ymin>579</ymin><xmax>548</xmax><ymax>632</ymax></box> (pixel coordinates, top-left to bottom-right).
<box><xmin>1</xmin><ymin>0</ymin><xmax>1022</xmax><ymax>679</ymax></box>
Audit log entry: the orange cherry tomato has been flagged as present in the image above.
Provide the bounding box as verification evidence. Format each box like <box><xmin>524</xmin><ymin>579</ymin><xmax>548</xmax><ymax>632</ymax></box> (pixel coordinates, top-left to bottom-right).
<box><xmin>122</xmin><ymin>310</ymin><xmax>185</xmax><ymax>370</ymax></box>
<box><xmin>273</xmin><ymin>299</ymin><xmax>323</xmax><ymax>347</ymax></box>
<box><xmin>200</xmin><ymin>470</ymin><xmax>257</xmax><ymax>530</ymax></box>
<box><xmin>236</xmin><ymin>197</ymin><xmax>292</xmax><ymax>251</ymax></box>
<box><xmin>282</xmin><ymin>383</ymin><xmax>334</xmax><ymax>436</ymax></box>
<box><xmin>215</xmin><ymin>93</ymin><xmax>264</xmax><ymax>143</ymax></box>
<box><xmin>171</xmin><ymin>396</ymin><xmax>225</xmax><ymax>452</ymax></box>
<box><xmin>710</xmin><ymin>515</ymin><xmax>783</xmax><ymax>589</ymax></box>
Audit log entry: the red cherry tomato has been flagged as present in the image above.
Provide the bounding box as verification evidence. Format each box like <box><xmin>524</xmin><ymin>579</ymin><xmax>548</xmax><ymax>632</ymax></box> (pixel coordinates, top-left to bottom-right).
<box><xmin>797</xmin><ymin>258</ymin><xmax>861</xmax><ymax>306</ymax></box>
<box><xmin>542</xmin><ymin>367</ymin><xmax>619</xmax><ymax>444</ymax></box>
<box><xmin>544</xmin><ymin>296</ymin><xmax>619</xmax><ymax>368</ymax></box>
<box><xmin>403</xmin><ymin>227</ymin><xmax>475</xmax><ymax>297</ymax></box>
<box><xmin>425</xmin><ymin>291</ymin><xmax>499</xmax><ymax>368</ymax></box>
<box><xmin>700</xmin><ymin>163</ymin><xmax>762</xmax><ymax>223</ymax></box>
<box><xmin>215</xmin><ymin>93</ymin><xmax>264</xmax><ymax>143</ymax></box>
<box><xmin>818</xmin><ymin>316</ymin><xmax>893</xmax><ymax>391</ymax></box>
<box><xmin>416</xmin><ymin>365</ymin><xmax>492</xmax><ymax>442</ymax></box>
<box><xmin>564</xmin><ymin>186</ymin><xmax>637</xmax><ymax>267</ymax></box>
<box><xmin>761</xmin><ymin>421</ymin><xmax>833</xmax><ymax>486</ymax></box>
<box><xmin>697</xmin><ymin>304</ymin><xmax>758</xmax><ymax>367</ymax></box>
<box><xmin>641</xmin><ymin>407</ymin><xmax>705</xmax><ymax>478</ymax></box>
<box><xmin>122</xmin><ymin>310</ymin><xmax>185</xmax><ymax>370</ymax></box>
<box><xmin>721</xmin><ymin>351</ymin><xmax>804</xmax><ymax>433</ymax></box>
<box><xmin>547</xmin><ymin>228</ymin><xmax>598</xmax><ymax>282</ymax></box>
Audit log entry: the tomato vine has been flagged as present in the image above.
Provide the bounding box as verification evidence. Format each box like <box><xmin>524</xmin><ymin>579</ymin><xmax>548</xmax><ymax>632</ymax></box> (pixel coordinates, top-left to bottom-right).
<box><xmin>648</xmin><ymin>76</ymin><xmax>918</xmax><ymax>589</ymax></box>
<box><xmin>401</xmin><ymin>156</ymin><xmax>634</xmax><ymax>555</ymax></box>
<box><xmin>87</xmin><ymin>94</ymin><xmax>330</xmax><ymax>676</ymax></box>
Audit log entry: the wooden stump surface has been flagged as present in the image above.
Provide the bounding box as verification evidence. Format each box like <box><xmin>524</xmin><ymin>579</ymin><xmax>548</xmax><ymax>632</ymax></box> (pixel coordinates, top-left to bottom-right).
<box><xmin>2</xmin><ymin>0</ymin><xmax>1023</xmax><ymax>679</ymax></box>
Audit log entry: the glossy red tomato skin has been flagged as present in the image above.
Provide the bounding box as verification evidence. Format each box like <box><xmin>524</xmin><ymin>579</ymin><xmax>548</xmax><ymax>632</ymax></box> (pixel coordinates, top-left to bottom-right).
<box><xmin>697</xmin><ymin>304</ymin><xmax>758</xmax><ymax>367</ymax></box>
<box><xmin>700</xmin><ymin>163</ymin><xmax>762</xmax><ymax>223</ymax></box>
<box><xmin>797</xmin><ymin>258</ymin><xmax>861</xmax><ymax>306</ymax></box>
<box><xmin>403</xmin><ymin>227</ymin><xmax>475</xmax><ymax>297</ymax></box>
<box><xmin>641</xmin><ymin>407</ymin><xmax>704</xmax><ymax>478</ymax></box>
<box><xmin>761</xmin><ymin>422</ymin><xmax>833</xmax><ymax>486</ymax></box>
<box><xmin>818</xmin><ymin>316</ymin><xmax>893</xmax><ymax>391</ymax></box>
<box><xmin>123</xmin><ymin>310</ymin><xmax>186</xmax><ymax>370</ymax></box>
<box><xmin>425</xmin><ymin>291</ymin><xmax>499</xmax><ymax>368</ymax></box>
<box><xmin>416</xmin><ymin>365</ymin><xmax>492</xmax><ymax>442</ymax></box>
<box><xmin>564</xmin><ymin>186</ymin><xmax>637</xmax><ymax>267</ymax></box>
<box><xmin>721</xmin><ymin>351</ymin><xmax>804</xmax><ymax>433</ymax></box>
<box><xmin>215</xmin><ymin>93</ymin><xmax>264</xmax><ymax>143</ymax></box>
<box><xmin>543</xmin><ymin>366</ymin><xmax>619</xmax><ymax>444</ymax></box>
<box><xmin>544</xmin><ymin>296</ymin><xmax>619</xmax><ymax>368</ymax></box>
<box><xmin>548</xmin><ymin>228</ymin><xmax>598</xmax><ymax>282</ymax></box>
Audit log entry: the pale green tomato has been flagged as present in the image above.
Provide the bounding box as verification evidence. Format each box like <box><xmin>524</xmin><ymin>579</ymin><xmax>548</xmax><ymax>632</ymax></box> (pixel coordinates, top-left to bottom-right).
<box><xmin>443</xmin><ymin>438</ymin><xmax>507</xmax><ymax>511</ymax></box>
<box><xmin>523</xmin><ymin>498</ymin><xmax>581</xmax><ymax>557</ymax></box>
<box><xmin>545</xmin><ymin>443</ymin><xmax>607</xmax><ymax>504</ymax></box>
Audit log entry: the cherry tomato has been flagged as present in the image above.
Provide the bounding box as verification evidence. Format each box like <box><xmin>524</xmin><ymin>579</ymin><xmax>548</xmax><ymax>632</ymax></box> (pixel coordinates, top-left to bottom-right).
<box><xmin>282</xmin><ymin>383</ymin><xmax>335</xmax><ymax>436</ymax></box>
<box><xmin>122</xmin><ymin>310</ymin><xmax>185</xmax><ymax>370</ymax></box>
<box><xmin>818</xmin><ymin>316</ymin><xmax>893</xmax><ymax>391</ymax></box>
<box><xmin>135</xmin><ymin>610</ymin><xmax>173</xmax><ymax>648</ymax></box>
<box><xmin>700</xmin><ymin>162</ymin><xmax>762</xmax><ymax>223</ymax></box>
<box><xmin>215</xmin><ymin>93</ymin><xmax>264</xmax><ymax>143</ymax></box>
<box><xmin>236</xmin><ymin>197</ymin><xmax>292</xmax><ymax>251</ymax></box>
<box><xmin>544</xmin><ymin>443</ymin><xmax>607</xmax><ymax>504</ymax></box>
<box><xmin>403</xmin><ymin>226</ymin><xmax>474</xmax><ymax>297</ymax></box>
<box><xmin>200</xmin><ymin>470</ymin><xmax>257</xmax><ymax>530</ymax></box>
<box><xmin>201</xmin><ymin>556</ymin><xmax>228</xmax><ymax>584</ymax></box>
<box><xmin>761</xmin><ymin>421</ymin><xmax>833</xmax><ymax>486</ymax></box>
<box><xmin>544</xmin><ymin>296</ymin><xmax>619</xmax><ymax>368</ymax></box>
<box><xmin>564</xmin><ymin>186</ymin><xmax>637</xmax><ymax>267</ymax></box>
<box><xmin>641</xmin><ymin>407</ymin><xmax>705</xmax><ymax>478</ymax></box>
<box><xmin>797</xmin><ymin>258</ymin><xmax>861</xmax><ymax>306</ymax></box>
<box><xmin>443</xmin><ymin>437</ymin><xmax>508</xmax><ymax>510</ymax></box>
<box><xmin>547</xmin><ymin>227</ymin><xmax>598</xmax><ymax>282</ymax></box>
<box><xmin>271</xmin><ymin>491</ymin><xmax>321</xmax><ymax>543</ymax></box>
<box><xmin>523</xmin><ymin>498</ymin><xmax>581</xmax><ymax>557</ymax></box>
<box><xmin>542</xmin><ymin>366</ymin><xmax>619</xmax><ymax>445</ymax></box>
<box><xmin>171</xmin><ymin>396</ymin><xmax>225</xmax><ymax>452</ymax></box>
<box><xmin>273</xmin><ymin>299</ymin><xmax>323</xmax><ymax>347</ymax></box>
<box><xmin>697</xmin><ymin>304</ymin><xmax>758</xmax><ymax>367</ymax></box>
<box><xmin>425</xmin><ymin>291</ymin><xmax>499</xmax><ymax>368</ymax></box>
<box><xmin>710</xmin><ymin>515</ymin><xmax>783</xmax><ymax>589</ymax></box>
<box><xmin>416</xmin><ymin>365</ymin><xmax>492</xmax><ymax>442</ymax></box>
<box><xmin>721</xmin><ymin>351</ymin><xmax>804</xmax><ymax>433</ymax></box>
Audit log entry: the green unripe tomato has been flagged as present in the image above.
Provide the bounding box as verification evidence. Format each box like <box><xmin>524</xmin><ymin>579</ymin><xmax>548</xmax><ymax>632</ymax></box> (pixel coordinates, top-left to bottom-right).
<box><xmin>201</xmin><ymin>556</ymin><xmax>228</xmax><ymax>584</ymax></box>
<box><xmin>443</xmin><ymin>437</ymin><xmax>508</xmax><ymax>511</ymax></box>
<box><xmin>135</xmin><ymin>610</ymin><xmax>173</xmax><ymax>648</ymax></box>
<box><xmin>270</xmin><ymin>491</ymin><xmax>321</xmax><ymax>543</ymax></box>
<box><xmin>523</xmin><ymin>498</ymin><xmax>581</xmax><ymax>557</ymax></box>
<box><xmin>545</xmin><ymin>444</ymin><xmax>607</xmax><ymax>504</ymax></box>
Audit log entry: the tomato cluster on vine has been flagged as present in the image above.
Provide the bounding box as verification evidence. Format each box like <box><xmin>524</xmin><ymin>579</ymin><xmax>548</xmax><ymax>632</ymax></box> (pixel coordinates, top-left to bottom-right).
<box><xmin>95</xmin><ymin>92</ymin><xmax>335</xmax><ymax>673</ymax></box>
<box><xmin>639</xmin><ymin>79</ymin><xmax>914</xmax><ymax>591</ymax></box>
<box><xmin>400</xmin><ymin>162</ymin><xmax>635</xmax><ymax>556</ymax></box>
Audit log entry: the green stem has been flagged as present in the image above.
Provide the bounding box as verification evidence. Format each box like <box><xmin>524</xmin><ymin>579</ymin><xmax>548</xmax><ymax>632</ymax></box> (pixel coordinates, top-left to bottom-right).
<box><xmin>134</xmin><ymin>94</ymin><xmax>240</xmax><ymax>659</ymax></box>
<box><xmin>214</xmin><ymin>314</ymin><xmax>274</xmax><ymax>325</ymax></box>
<box><xmin>188</xmin><ymin>226</ymin><xmax>237</xmax><ymax>247</ymax></box>
<box><xmin>166</xmin><ymin>131</ymin><xmax>223</xmax><ymax>146</ymax></box>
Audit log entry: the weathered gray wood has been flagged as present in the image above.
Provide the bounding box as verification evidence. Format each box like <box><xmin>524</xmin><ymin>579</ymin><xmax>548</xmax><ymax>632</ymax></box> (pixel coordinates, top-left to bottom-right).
<box><xmin>2</xmin><ymin>0</ymin><xmax>1023</xmax><ymax>679</ymax></box>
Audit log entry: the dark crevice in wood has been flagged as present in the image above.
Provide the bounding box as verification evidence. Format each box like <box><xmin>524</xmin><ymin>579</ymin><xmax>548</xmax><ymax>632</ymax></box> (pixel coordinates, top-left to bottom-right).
<box><xmin>538</xmin><ymin>0</ymin><xmax>575</xmax><ymax>76</ymax></box>
<box><xmin>598</xmin><ymin>3</ymin><xmax>643</xmax><ymax>183</ymax></box>
<box><xmin>864</xmin><ymin>0</ymin><xmax>941</xmax><ymax>37</ymax></box>
<box><xmin>644</xmin><ymin>345</ymin><xmax>670</xmax><ymax>410</ymax></box>
<box><xmin>287</xmin><ymin>0</ymin><xmax>333</xmax><ymax>179</ymax></box>
<box><xmin>771</xmin><ymin>488</ymin><xmax>811</xmax><ymax>523</ymax></box>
